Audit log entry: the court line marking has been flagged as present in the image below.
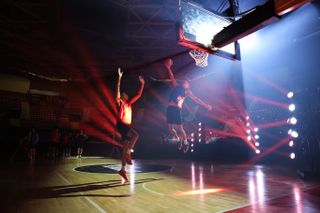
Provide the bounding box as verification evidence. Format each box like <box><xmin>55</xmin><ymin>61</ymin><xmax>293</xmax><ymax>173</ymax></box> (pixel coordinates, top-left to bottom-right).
<box><xmin>57</xmin><ymin>173</ymin><xmax>107</xmax><ymax>213</ymax></box>
<box><xmin>142</xmin><ymin>182</ymin><xmax>165</xmax><ymax>196</ymax></box>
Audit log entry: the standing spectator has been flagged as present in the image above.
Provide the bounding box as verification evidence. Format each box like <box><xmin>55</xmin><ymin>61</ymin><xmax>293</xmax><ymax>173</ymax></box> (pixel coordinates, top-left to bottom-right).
<box><xmin>48</xmin><ymin>128</ymin><xmax>60</xmax><ymax>158</ymax></box>
<box><xmin>69</xmin><ymin>132</ymin><xmax>76</xmax><ymax>156</ymax></box>
<box><xmin>27</xmin><ymin>127</ymin><xmax>39</xmax><ymax>161</ymax></box>
<box><xmin>61</xmin><ymin>130</ymin><xmax>71</xmax><ymax>157</ymax></box>
<box><xmin>76</xmin><ymin>130</ymin><xmax>88</xmax><ymax>158</ymax></box>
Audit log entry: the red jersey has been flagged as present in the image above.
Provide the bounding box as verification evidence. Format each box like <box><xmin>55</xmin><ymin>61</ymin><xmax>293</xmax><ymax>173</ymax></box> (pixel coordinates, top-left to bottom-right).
<box><xmin>118</xmin><ymin>100</ymin><xmax>132</xmax><ymax>125</ymax></box>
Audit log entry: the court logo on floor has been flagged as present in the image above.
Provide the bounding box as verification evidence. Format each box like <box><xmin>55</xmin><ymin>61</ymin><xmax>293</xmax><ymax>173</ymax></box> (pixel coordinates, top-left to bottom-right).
<box><xmin>74</xmin><ymin>164</ymin><xmax>171</xmax><ymax>174</ymax></box>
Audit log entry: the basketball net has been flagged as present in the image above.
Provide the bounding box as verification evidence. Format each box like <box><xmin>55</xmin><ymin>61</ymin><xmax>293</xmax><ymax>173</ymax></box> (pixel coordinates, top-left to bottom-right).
<box><xmin>189</xmin><ymin>49</ymin><xmax>209</xmax><ymax>67</ymax></box>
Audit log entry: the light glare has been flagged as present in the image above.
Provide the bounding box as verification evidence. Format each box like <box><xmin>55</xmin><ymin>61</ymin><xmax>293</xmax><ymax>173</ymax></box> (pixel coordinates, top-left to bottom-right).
<box><xmin>289</xmin><ymin>104</ymin><xmax>296</xmax><ymax>112</ymax></box>
<box><xmin>290</xmin><ymin>131</ymin><xmax>299</xmax><ymax>138</ymax></box>
<box><xmin>289</xmin><ymin>141</ymin><xmax>294</xmax><ymax>147</ymax></box>
<box><xmin>287</xmin><ymin>91</ymin><xmax>294</xmax><ymax>98</ymax></box>
<box><xmin>289</xmin><ymin>117</ymin><xmax>297</xmax><ymax>125</ymax></box>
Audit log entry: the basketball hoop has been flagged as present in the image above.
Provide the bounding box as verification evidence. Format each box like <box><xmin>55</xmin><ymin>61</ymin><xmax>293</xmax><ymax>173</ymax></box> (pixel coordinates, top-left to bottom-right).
<box><xmin>189</xmin><ymin>49</ymin><xmax>209</xmax><ymax>67</ymax></box>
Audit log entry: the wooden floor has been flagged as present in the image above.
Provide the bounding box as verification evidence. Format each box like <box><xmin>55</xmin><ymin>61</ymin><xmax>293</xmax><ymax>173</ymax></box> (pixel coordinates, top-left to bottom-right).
<box><xmin>1</xmin><ymin>157</ymin><xmax>320</xmax><ymax>213</ymax></box>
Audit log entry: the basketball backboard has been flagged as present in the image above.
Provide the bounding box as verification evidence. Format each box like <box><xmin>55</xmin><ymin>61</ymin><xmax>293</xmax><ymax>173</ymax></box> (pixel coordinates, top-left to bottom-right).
<box><xmin>178</xmin><ymin>0</ymin><xmax>240</xmax><ymax>61</ymax></box>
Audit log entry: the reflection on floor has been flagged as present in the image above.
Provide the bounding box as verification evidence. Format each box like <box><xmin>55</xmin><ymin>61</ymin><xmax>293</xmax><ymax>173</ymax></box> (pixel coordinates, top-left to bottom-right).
<box><xmin>1</xmin><ymin>157</ymin><xmax>320</xmax><ymax>213</ymax></box>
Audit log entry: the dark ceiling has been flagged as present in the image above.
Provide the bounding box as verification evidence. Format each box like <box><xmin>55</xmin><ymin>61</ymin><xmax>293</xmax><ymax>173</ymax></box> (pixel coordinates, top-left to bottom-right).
<box><xmin>0</xmin><ymin>0</ymin><xmax>266</xmax><ymax>79</ymax></box>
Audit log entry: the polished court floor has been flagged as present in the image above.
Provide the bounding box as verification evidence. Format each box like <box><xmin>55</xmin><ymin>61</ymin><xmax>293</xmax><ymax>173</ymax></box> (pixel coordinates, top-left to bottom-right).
<box><xmin>1</xmin><ymin>157</ymin><xmax>320</xmax><ymax>213</ymax></box>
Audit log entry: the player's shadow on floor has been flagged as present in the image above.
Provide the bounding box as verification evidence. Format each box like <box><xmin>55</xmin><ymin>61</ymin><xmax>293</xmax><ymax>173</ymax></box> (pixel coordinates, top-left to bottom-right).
<box><xmin>25</xmin><ymin>178</ymin><xmax>163</xmax><ymax>199</ymax></box>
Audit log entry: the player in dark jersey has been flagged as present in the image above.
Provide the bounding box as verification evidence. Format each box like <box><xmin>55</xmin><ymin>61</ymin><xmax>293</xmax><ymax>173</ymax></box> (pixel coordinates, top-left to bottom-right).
<box><xmin>116</xmin><ymin>68</ymin><xmax>145</xmax><ymax>182</ymax></box>
<box><xmin>164</xmin><ymin>59</ymin><xmax>212</xmax><ymax>153</ymax></box>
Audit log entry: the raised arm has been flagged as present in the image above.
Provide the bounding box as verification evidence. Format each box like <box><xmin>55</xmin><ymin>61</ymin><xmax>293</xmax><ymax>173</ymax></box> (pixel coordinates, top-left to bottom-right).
<box><xmin>186</xmin><ymin>90</ymin><xmax>212</xmax><ymax>110</ymax></box>
<box><xmin>116</xmin><ymin>67</ymin><xmax>123</xmax><ymax>104</ymax></box>
<box><xmin>164</xmin><ymin>59</ymin><xmax>177</xmax><ymax>87</ymax></box>
<box><xmin>128</xmin><ymin>76</ymin><xmax>145</xmax><ymax>105</ymax></box>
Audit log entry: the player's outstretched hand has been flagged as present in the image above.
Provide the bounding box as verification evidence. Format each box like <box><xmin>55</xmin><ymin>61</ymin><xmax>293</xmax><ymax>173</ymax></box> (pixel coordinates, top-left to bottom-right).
<box><xmin>118</xmin><ymin>67</ymin><xmax>123</xmax><ymax>78</ymax></box>
<box><xmin>139</xmin><ymin>75</ymin><xmax>145</xmax><ymax>84</ymax></box>
<box><xmin>164</xmin><ymin>58</ymin><xmax>173</xmax><ymax>69</ymax></box>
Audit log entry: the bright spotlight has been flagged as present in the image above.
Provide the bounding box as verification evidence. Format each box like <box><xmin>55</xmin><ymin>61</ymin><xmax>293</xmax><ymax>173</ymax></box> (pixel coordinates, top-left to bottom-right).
<box><xmin>198</xmin><ymin>139</ymin><xmax>202</xmax><ymax>142</ymax></box>
<box><xmin>254</xmin><ymin>127</ymin><xmax>259</xmax><ymax>132</ymax></box>
<box><xmin>256</xmin><ymin>149</ymin><xmax>261</xmax><ymax>154</ymax></box>
<box><xmin>191</xmin><ymin>149</ymin><xmax>194</xmax><ymax>153</ymax></box>
<box><xmin>288</xmin><ymin>129</ymin><xmax>293</xmax><ymax>135</ymax></box>
<box><xmin>254</xmin><ymin>135</ymin><xmax>259</xmax><ymax>140</ymax></box>
<box><xmin>290</xmin><ymin>131</ymin><xmax>299</xmax><ymax>138</ymax></box>
<box><xmin>198</xmin><ymin>128</ymin><xmax>202</xmax><ymax>131</ymax></box>
<box><xmin>246</xmin><ymin>123</ymin><xmax>250</xmax><ymax>127</ymax></box>
<box><xmin>290</xmin><ymin>153</ymin><xmax>296</xmax><ymax>159</ymax></box>
<box><xmin>198</xmin><ymin>133</ymin><xmax>202</xmax><ymax>137</ymax></box>
<box><xmin>247</xmin><ymin>136</ymin><xmax>252</xmax><ymax>141</ymax></box>
<box><xmin>191</xmin><ymin>138</ymin><xmax>194</xmax><ymax>142</ymax></box>
<box><xmin>287</xmin><ymin>91</ymin><xmax>294</xmax><ymax>98</ymax></box>
<box><xmin>288</xmin><ymin>104</ymin><xmax>296</xmax><ymax>112</ymax></box>
<box><xmin>246</xmin><ymin>116</ymin><xmax>250</xmax><ymax>120</ymax></box>
<box><xmin>131</xmin><ymin>149</ymin><xmax>134</xmax><ymax>153</ymax></box>
<box><xmin>288</xmin><ymin>117</ymin><xmax>297</xmax><ymax>125</ymax></box>
<box><xmin>191</xmin><ymin>144</ymin><xmax>194</xmax><ymax>147</ymax></box>
<box><xmin>255</xmin><ymin>142</ymin><xmax>260</xmax><ymax>147</ymax></box>
<box><xmin>289</xmin><ymin>140</ymin><xmax>294</xmax><ymax>147</ymax></box>
<box><xmin>198</xmin><ymin>122</ymin><xmax>202</xmax><ymax>126</ymax></box>
<box><xmin>191</xmin><ymin>133</ymin><xmax>194</xmax><ymax>137</ymax></box>
<box><xmin>246</xmin><ymin>129</ymin><xmax>251</xmax><ymax>134</ymax></box>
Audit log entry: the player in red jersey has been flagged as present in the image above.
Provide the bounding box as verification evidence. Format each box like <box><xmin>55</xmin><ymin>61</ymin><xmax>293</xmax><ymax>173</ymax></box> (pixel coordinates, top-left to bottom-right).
<box><xmin>116</xmin><ymin>68</ymin><xmax>145</xmax><ymax>182</ymax></box>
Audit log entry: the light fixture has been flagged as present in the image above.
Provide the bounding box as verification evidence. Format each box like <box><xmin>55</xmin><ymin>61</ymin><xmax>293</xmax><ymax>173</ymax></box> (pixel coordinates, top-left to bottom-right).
<box><xmin>287</xmin><ymin>91</ymin><xmax>294</xmax><ymax>98</ymax></box>
<box><xmin>289</xmin><ymin>140</ymin><xmax>294</xmax><ymax>147</ymax></box>
<box><xmin>288</xmin><ymin>104</ymin><xmax>296</xmax><ymax>112</ymax></box>
<box><xmin>288</xmin><ymin>117</ymin><xmax>297</xmax><ymax>125</ymax></box>
<box><xmin>290</xmin><ymin>131</ymin><xmax>299</xmax><ymax>138</ymax></box>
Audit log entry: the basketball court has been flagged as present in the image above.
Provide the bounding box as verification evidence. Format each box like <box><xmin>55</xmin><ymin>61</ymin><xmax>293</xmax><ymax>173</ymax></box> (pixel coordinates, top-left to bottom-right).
<box><xmin>2</xmin><ymin>158</ymin><xmax>320</xmax><ymax>213</ymax></box>
<box><xmin>1</xmin><ymin>0</ymin><xmax>320</xmax><ymax>212</ymax></box>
